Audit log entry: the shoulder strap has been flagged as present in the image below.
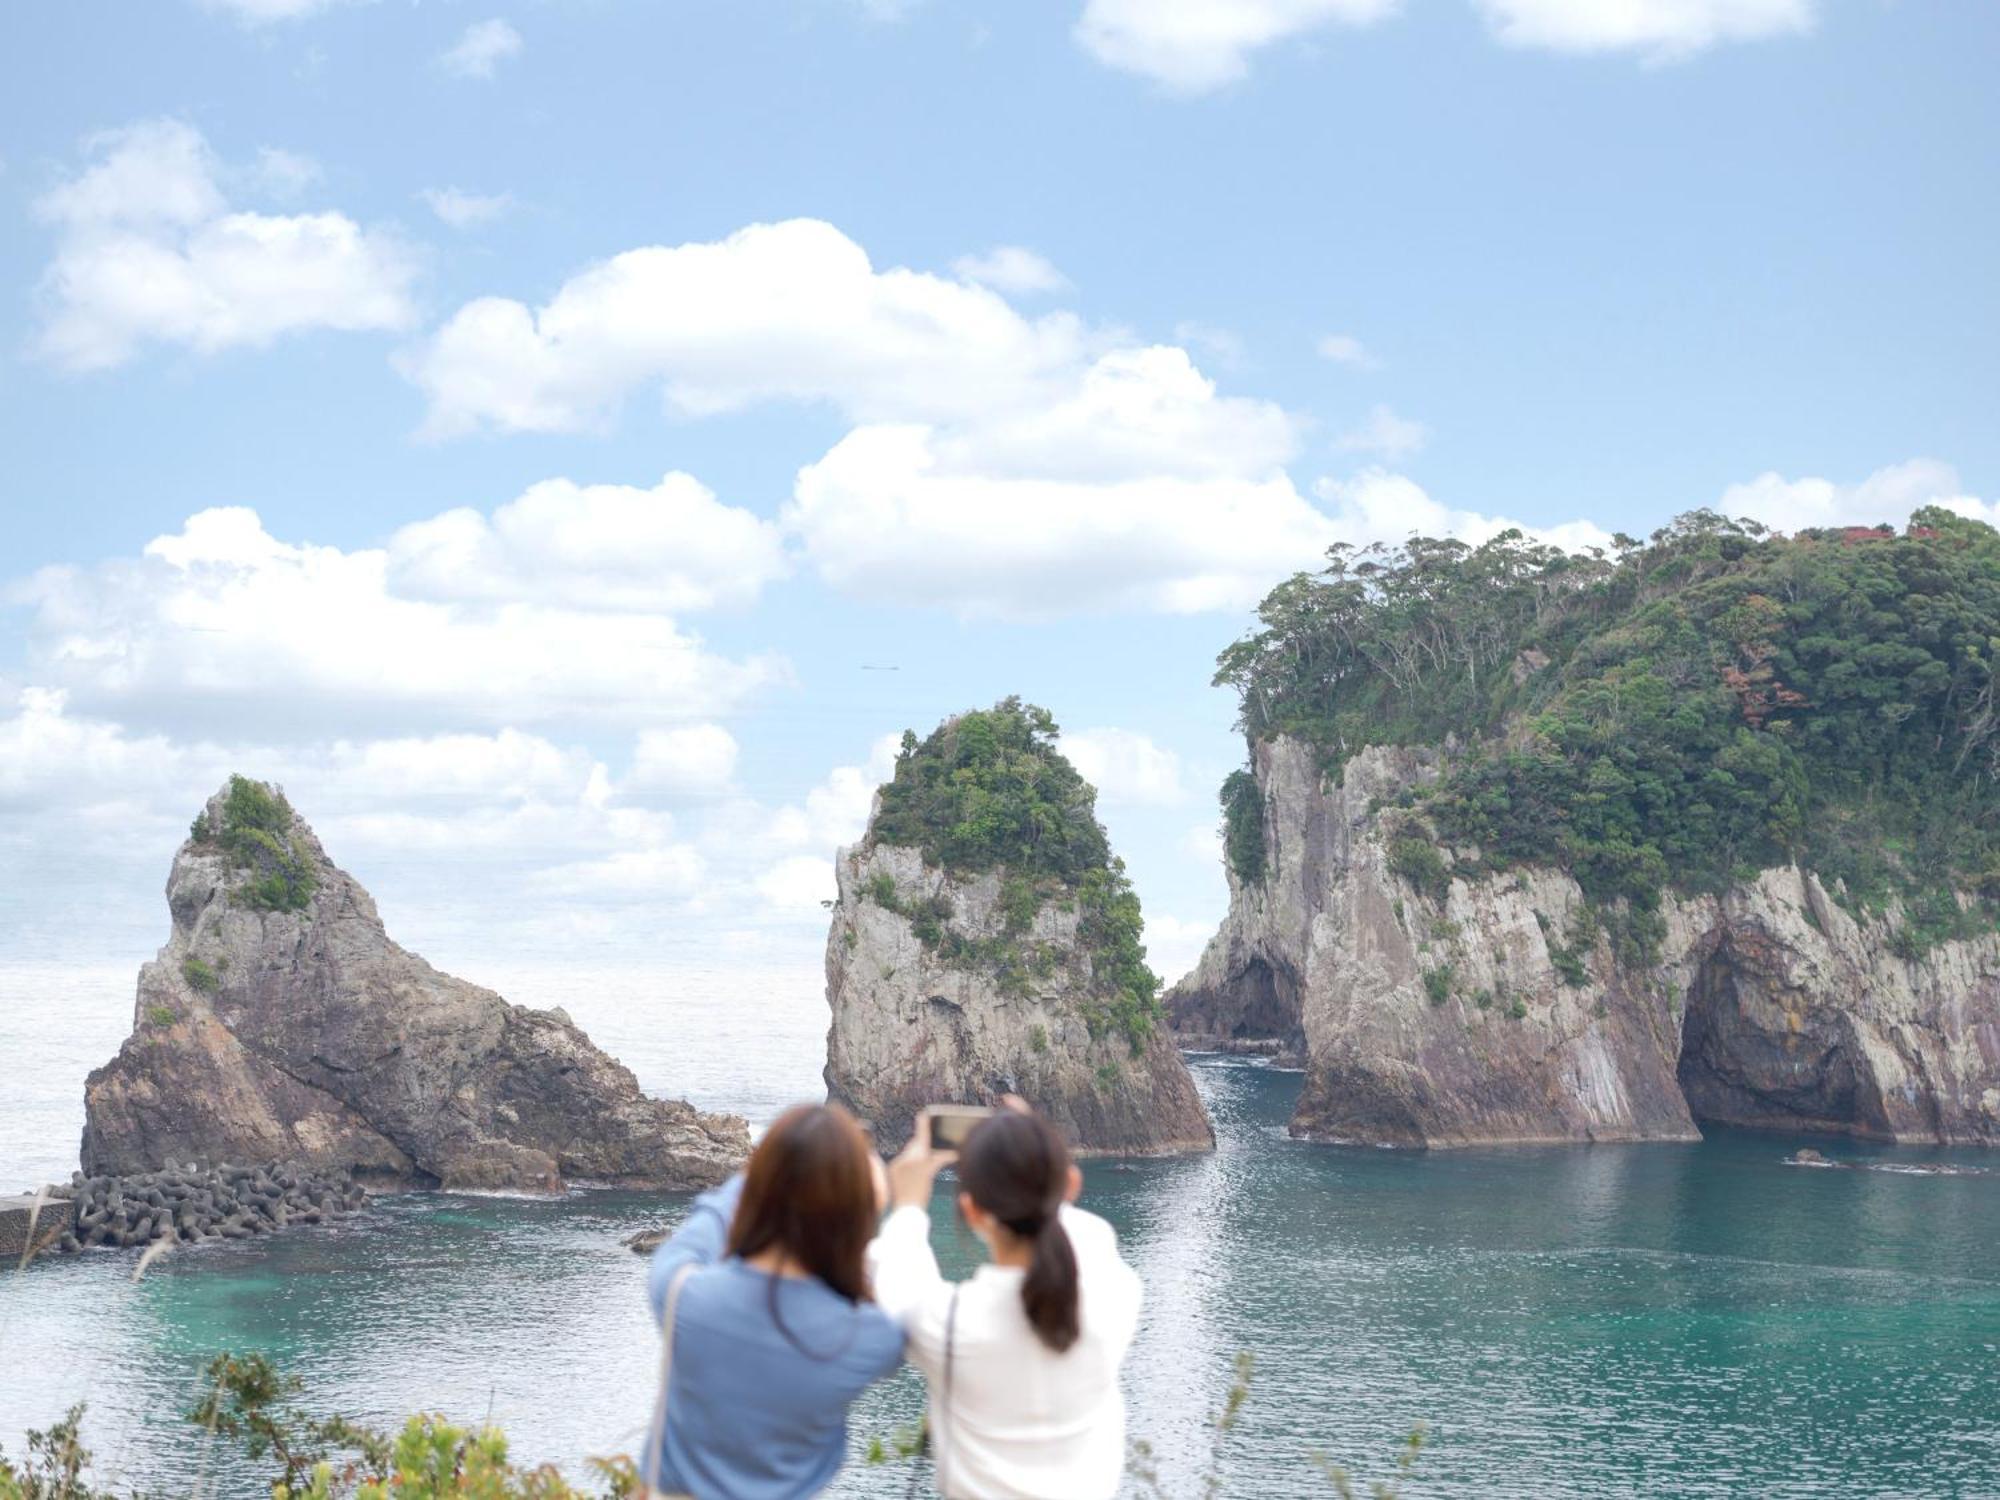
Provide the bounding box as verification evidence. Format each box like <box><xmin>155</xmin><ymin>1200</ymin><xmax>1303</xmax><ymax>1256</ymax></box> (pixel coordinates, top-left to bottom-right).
<box><xmin>934</xmin><ymin>1287</ymin><xmax>961</xmax><ymax>1499</ymax></box>
<box><xmin>642</xmin><ymin>1263</ymin><xmax>695</xmax><ymax>1492</ymax></box>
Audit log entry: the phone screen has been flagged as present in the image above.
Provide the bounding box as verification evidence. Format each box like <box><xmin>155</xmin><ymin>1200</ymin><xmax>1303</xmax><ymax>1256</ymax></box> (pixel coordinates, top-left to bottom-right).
<box><xmin>927</xmin><ymin>1107</ymin><xmax>992</xmax><ymax>1150</ymax></box>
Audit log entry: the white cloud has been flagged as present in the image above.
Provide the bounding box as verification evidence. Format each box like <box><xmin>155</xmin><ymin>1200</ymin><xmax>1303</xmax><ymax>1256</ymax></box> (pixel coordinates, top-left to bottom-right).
<box><xmin>403</xmin><ymin>218</ymin><xmax>1087</xmax><ymax>437</ymax></box>
<box><xmin>952</xmin><ymin>245</ymin><xmax>1071</xmax><ymax>296</ymax></box>
<box><xmin>788</xmin><ymin>427</ymin><xmax>1332</xmax><ymax>618</ymax></box>
<box><xmin>251</xmin><ymin>147</ymin><xmax>322</xmax><ymax>200</ymax></box>
<box><xmin>1316</xmin><ymin>332</ymin><xmax>1375</xmax><ymax>368</ymax></box>
<box><xmin>784</xmin><ymin>345</ymin><xmax>1328</xmax><ymax>617</ymax></box>
<box><xmin>33</xmin><ymin>119</ymin><xmax>416</xmax><ymax>372</ymax></box>
<box><xmin>756</xmin><ymin>855</ymin><xmax>837</xmax><ymax>916</ymax></box>
<box><xmin>1143</xmin><ymin>913</ymin><xmax>1217</xmax><ymax>986</ymax></box>
<box><xmin>13</xmin><ymin>506</ymin><xmax>785</xmax><ymax>737</ymax></box>
<box><xmin>421</xmin><ymin>187</ymin><xmax>515</xmax><ymax>228</ymax></box>
<box><xmin>1335</xmin><ymin>403</ymin><xmax>1427</xmax><ymax>459</ymax></box>
<box><xmin>1312</xmin><ymin>469</ymin><xmax>1616</xmax><ymax>555</ymax></box>
<box><xmin>197</xmin><ymin>0</ymin><xmax>356</xmax><ymax>23</ymax></box>
<box><xmin>1074</xmin><ymin>0</ymin><xmax>1401</xmax><ymax>93</ymax></box>
<box><xmin>1060</xmin><ymin>728</ymin><xmax>1187</xmax><ymax>806</ymax></box>
<box><xmin>1472</xmin><ymin>0</ymin><xmax>1814</xmax><ymax>59</ymax></box>
<box><xmin>755</xmin><ymin>734</ymin><xmax>904</xmax><ymax>854</ymax></box>
<box><xmin>626</xmin><ymin>725</ymin><xmax>740</xmax><ymax>797</ymax></box>
<box><xmin>1183</xmin><ymin>821</ymin><xmax>1225</xmax><ymax>863</ymax></box>
<box><xmin>386</xmin><ymin>472</ymin><xmax>788</xmax><ymax>613</ymax></box>
<box><xmin>441</xmin><ymin>18</ymin><xmax>523</xmax><ymax>79</ymax></box>
<box><xmin>1718</xmin><ymin>459</ymin><xmax>1992</xmax><ymax>534</ymax></box>
<box><xmin>1173</xmin><ymin>321</ymin><xmax>1249</xmax><ymax>372</ymax></box>
<box><xmin>537</xmin><ymin>844</ymin><xmax>707</xmax><ymax>898</ymax></box>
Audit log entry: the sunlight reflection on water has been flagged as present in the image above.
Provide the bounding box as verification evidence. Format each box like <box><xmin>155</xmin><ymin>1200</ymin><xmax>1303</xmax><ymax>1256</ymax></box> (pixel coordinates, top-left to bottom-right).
<box><xmin>3</xmin><ymin>966</ymin><xmax>1998</xmax><ymax>1496</ymax></box>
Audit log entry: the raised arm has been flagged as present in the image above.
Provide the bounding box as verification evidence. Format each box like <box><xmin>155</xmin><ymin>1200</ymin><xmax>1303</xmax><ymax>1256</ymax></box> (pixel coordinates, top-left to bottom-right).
<box><xmin>864</xmin><ymin>1132</ymin><xmax>956</xmax><ymax>1368</ymax></box>
<box><xmin>646</xmin><ymin>1172</ymin><xmax>744</xmax><ymax>1322</ymax></box>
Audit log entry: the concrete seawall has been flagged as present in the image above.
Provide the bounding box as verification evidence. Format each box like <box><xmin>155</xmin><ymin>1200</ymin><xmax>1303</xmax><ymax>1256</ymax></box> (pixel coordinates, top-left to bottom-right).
<box><xmin>0</xmin><ymin>1193</ymin><xmax>75</xmax><ymax>1261</ymax></box>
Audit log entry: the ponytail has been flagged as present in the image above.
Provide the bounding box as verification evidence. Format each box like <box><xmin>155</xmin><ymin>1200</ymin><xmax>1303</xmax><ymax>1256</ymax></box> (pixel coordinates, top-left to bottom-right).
<box><xmin>956</xmin><ymin>1109</ymin><xmax>1082</xmax><ymax>1354</ymax></box>
<box><xmin>1021</xmin><ymin>1214</ymin><xmax>1080</xmax><ymax>1353</ymax></box>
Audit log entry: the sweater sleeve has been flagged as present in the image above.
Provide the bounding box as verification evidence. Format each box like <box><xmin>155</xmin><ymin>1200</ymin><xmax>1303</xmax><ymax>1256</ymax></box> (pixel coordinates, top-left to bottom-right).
<box><xmin>866</xmin><ymin>1205</ymin><xmax>954</xmax><ymax>1373</ymax></box>
<box><xmin>646</xmin><ymin>1173</ymin><xmax>744</xmax><ymax>1323</ymax></box>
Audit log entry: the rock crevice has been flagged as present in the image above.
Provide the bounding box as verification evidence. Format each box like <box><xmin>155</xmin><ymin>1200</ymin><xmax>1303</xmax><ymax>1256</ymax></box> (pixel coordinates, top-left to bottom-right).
<box><xmin>825</xmin><ymin>843</ymin><xmax>1212</xmax><ymax>1156</ymax></box>
<box><xmin>1171</xmin><ymin>739</ymin><xmax>2000</xmax><ymax>1147</ymax></box>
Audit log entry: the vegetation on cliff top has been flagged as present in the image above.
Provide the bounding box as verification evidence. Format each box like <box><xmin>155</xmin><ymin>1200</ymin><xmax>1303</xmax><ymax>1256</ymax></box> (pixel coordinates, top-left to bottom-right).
<box><xmin>1215</xmin><ymin>507</ymin><xmax>2000</xmax><ymax>957</ymax></box>
<box><xmin>190</xmin><ymin>775</ymin><xmax>319</xmax><ymax>913</ymax></box>
<box><xmin>868</xmin><ymin>697</ymin><xmax>1162</xmax><ymax>1049</ymax></box>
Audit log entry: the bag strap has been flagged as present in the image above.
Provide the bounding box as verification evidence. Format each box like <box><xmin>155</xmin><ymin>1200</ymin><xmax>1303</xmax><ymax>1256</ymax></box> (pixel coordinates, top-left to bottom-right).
<box><xmin>933</xmin><ymin>1287</ymin><xmax>961</xmax><ymax>1499</ymax></box>
<box><xmin>642</xmin><ymin>1262</ymin><xmax>695</xmax><ymax>1494</ymax></box>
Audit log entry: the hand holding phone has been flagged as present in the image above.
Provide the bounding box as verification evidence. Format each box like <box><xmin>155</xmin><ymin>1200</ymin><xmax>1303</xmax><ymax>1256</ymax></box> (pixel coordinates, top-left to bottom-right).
<box><xmin>925</xmin><ymin>1104</ymin><xmax>995</xmax><ymax>1151</ymax></box>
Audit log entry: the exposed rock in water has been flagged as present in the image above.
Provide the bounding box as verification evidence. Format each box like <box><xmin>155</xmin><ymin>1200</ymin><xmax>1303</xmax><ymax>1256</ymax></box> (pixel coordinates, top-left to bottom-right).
<box><xmin>1172</xmin><ymin>739</ymin><xmax>2000</xmax><ymax>1148</ymax></box>
<box><xmin>824</xmin><ymin>702</ymin><xmax>1212</xmax><ymax>1155</ymax></box>
<box><xmin>83</xmin><ymin>777</ymin><xmax>749</xmax><ymax>1191</ymax></box>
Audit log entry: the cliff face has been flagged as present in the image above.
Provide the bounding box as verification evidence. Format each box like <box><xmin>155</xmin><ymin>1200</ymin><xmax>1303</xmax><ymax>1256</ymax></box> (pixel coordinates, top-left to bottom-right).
<box><xmin>825</xmin><ymin>840</ymin><xmax>1213</xmax><ymax>1155</ymax></box>
<box><xmin>1171</xmin><ymin>739</ymin><xmax>2000</xmax><ymax>1147</ymax></box>
<box><xmin>82</xmin><ymin>780</ymin><xmax>749</xmax><ymax>1189</ymax></box>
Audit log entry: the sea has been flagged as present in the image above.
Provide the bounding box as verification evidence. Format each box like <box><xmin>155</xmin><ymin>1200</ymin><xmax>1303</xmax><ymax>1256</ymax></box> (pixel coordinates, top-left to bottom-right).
<box><xmin>2</xmin><ymin>962</ymin><xmax>1997</xmax><ymax>1497</ymax></box>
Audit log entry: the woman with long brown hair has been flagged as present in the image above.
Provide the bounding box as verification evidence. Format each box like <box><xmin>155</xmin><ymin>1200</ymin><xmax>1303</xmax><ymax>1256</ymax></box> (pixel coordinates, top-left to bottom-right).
<box><xmin>644</xmin><ymin>1102</ymin><xmax>903</xmax><ymax>1499</ymax></box>
<box><xmin>870</xmin><ymin>1103</ymin><xmax>1143</xmax><ymax>1500</ymax></box>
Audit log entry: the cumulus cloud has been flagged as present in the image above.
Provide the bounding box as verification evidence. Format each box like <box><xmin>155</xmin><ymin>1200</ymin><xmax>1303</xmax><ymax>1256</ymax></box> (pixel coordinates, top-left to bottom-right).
<box><xmin>782</xmin><ymin>344</ymin><xmax>1333</xmax><ymax>617</ymax></box>
<box><xmin>386</xmin><ymin>472</ymin><xmax>788</xmax><ymax>613</ymax></box>
<box><xmin>420</xmin><ymin>187</ymin><xmax>515</xmax><ymax>228</ymax></box>
<box><xmin>1718</xmin><ymin>458</ymin><xmax>1992</xmax><ymax>534</ymax></box>
<box><xmin>952</xmin><ymin>245</ymin><xmax>1071</xmax><ymax>296</ymax></box>
<box><xmin>12</xmin><ymin>505</ymin><xmax>785</xmax><ymax>737</ymax></box>
<box><xmin>1312</xmin><ymin>469</ymin><xmax>1616</xmax><ymax>555</ymax></box>
<box><xmin>32</xmin><ymin>119</ymin><xmax>416</xmax><ymax>372</ymax></box>
<box><xmin>1143</xmin><ymin>913</ymin><xmax>1217</xmax><ymax>986</ymax></box>
<box><xmin>1335</xmin><ymin>403</ymin><xmax>1427</xmax><ymax>459</ymax></box>
<box><xmin>626</xmin><ymin>725</ymin><xmax>740</xmax><ymax>797</ymax></box>
<box><xmin>441</xmin><ymin>18</ymin><xmax>523</xmax><ymax>79</ymax></box>
<box><xmin>1060</xmin><ymin>728</ymin><xmax>1187</xmax><ymax>806</ymax></box>
<box><xmin>1472</xmin><ymin>0</ymin><xmax>1814</xmax><ymax>60</ymax></box>
<box><xmin>1316</xmin><ymin>332</ymin><xmax>1375</xmax><ymax>368</ymax></box>
<box><xmin>1073</xmin><ymin>0</ymin><xmax>1401</xmax><ymax>93</ymax></box>
<box><xmin>403</xmin><ymin>218</ymin><xmax>1087</xmax><ymax>436</ymax></box>
<box><xmin>756</xmin><ymin>855</ymin><xmax>837</xmax><ymax>916</ymax></box>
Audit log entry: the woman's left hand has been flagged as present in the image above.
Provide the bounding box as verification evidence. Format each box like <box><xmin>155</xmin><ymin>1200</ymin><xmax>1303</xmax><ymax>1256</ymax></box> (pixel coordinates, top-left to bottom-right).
<box><xmin>888</xmin><ymin>1129</ymin><xmax>954</xmax><ymax>1211</ymax></box>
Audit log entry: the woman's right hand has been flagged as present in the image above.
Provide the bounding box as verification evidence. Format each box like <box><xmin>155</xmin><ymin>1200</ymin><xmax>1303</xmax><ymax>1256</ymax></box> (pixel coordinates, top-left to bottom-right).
<box><xmin>888</xmin><ymin>1127</ymin><xmax>954</xmax><ymax>1211</ymax></box>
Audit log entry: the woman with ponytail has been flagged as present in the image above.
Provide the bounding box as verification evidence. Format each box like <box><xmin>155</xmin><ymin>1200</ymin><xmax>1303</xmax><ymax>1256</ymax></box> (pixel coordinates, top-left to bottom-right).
<box><xmin>869</xmin><ymin>1101</ymin><xmax>1143</xmax><ymax>1499</ymax></box>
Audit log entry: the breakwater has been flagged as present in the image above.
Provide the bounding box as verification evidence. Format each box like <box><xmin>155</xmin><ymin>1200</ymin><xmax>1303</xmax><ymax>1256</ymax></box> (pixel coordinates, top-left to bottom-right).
<box><xmin>33</xmin><ymin>1160</ymin><xmax>366</xmax><ymax>1257</ymax></box>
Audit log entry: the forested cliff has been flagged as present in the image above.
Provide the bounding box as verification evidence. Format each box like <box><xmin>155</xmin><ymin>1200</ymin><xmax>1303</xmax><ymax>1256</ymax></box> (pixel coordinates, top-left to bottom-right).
<box><xmin>1175</xmin><ymin>510</ymin><xmax>2000</xmax><ymax>1146</ymax></box>
<box><xmin>826</xmin><ymin>699</ymin><xmax>1211</xmax><ymax>1154</ymax></box>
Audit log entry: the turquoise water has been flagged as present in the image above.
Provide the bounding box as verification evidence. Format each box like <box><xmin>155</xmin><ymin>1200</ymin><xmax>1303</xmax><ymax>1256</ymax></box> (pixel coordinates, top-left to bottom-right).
<box><xmin>4</xmin><ymin>1054</ymin><xmax>1998</xmax><ymax>1496</ymax></box>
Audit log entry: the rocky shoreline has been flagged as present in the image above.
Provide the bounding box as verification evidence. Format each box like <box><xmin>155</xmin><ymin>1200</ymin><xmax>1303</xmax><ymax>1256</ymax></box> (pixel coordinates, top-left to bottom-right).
<box><xmin>27</xmin><ymin>1160</ymin><xmax>366</xmax><ymax>1259</ymax></box>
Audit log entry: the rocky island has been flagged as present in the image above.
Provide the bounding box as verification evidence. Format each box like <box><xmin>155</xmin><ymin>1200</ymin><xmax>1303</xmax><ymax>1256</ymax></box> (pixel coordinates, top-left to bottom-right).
<box><xmin>825</xmin><ymin>699</ymin><xmax>1212</xmax><ymax>1154</ymax></box>
<box><xmin>1175</xmin><ymin>510</ymin><xmax>2000</xmax><ymax>1147</ymax></box>
<box><xmin>83</xmin><ymin>777</ymin><xmax>748</xmax><ymax>1191</ymax></box>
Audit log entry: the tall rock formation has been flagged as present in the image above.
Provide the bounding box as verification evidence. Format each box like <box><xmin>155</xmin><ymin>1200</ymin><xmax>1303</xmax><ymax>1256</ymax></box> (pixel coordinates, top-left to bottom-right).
<box><xmin>83</xmin><ymin>777</ymin><xmax>749</xmax><ymax>1190</ymax></box>
<box><xmin>1172</xmin><ymin>738</ymin><xmax>2000</xmax><ymax>1147</ymax></box>
<box><xmin>825</xmin><ymin>701</ymin><xmax>1212</xmax><ymax>1155</ymax></box>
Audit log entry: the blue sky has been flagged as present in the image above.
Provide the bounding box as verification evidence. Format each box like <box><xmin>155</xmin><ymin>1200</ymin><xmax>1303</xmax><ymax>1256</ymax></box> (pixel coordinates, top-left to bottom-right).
<box><xmin>2</xmin><ymin>0</ymin><xmax>1995</xmax><ymax>979</ymax></box>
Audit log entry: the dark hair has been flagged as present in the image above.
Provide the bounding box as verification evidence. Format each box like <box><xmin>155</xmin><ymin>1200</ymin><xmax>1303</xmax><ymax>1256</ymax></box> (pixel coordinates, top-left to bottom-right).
<box><xmin>727</xmin><ymin>1103</ymin><xmax>878</xmax><ymax>1353</ymax></box>
<box><xmin>956</xmin><ymin>1110</ymin><xmax>1080</xmax><ymax>1353</ymax></box>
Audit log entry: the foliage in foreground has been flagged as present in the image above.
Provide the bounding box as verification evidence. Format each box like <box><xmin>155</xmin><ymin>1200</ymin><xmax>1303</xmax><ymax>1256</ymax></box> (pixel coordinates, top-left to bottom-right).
<box><xmin>868</xmin><ymin>697</ymin><xmax>1164</xmax><ymax>1049</ymax></box>
<box><xmin>1215</xmin><ymin>507</ymin><xmax>2000</xmax><ymax>959</ymax></box>
<box><xmin>190</xmin><ymin>774</ymin><xmax>319</xmax><ymax>913</ymax></box>
<box><xmin>2</xmin><ymin>1348</ymin><xmax>1425</xmax><ymax>1500</ymax></box>
<box><xmin>0</xmin><ymin>1354</ymin><xmax>638</xmax><ymax>1500</ymax></box>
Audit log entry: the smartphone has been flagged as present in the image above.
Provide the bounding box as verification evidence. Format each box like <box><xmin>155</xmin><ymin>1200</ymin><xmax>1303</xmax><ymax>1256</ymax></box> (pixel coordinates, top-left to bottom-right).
<box><xmin>925</xmin><ymin>1105</ymin><xmax>994</xmax><ymax>1151</ymax></box>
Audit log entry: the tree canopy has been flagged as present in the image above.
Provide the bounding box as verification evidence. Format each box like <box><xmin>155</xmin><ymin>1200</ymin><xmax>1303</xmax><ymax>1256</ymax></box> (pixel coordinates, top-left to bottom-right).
<box><xmin>1215</xmin><ymin>507</ymin><xmax>2000</xmax><ymax>956</ymax></box>
<box><xmin>871</xmin><ymin>697</ymin><xmax>1162</xmax><ymax>1048</ymax></box>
